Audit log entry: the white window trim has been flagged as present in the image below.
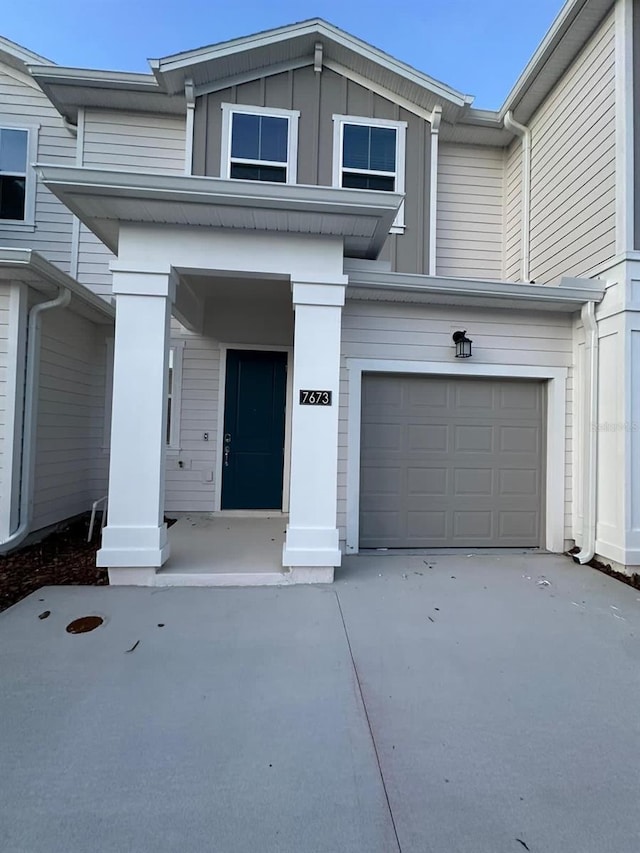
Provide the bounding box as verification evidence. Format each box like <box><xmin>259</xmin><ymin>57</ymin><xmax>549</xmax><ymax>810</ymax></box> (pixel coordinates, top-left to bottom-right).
<box><xmin>167</xmin><ymin>341</ymin><xmax>185</xmax><ymax>451</ymax></box>
<box><xmin>0</xmin><ymin>117</ymin><xmax>39</xmax><ymax>229</ymax></box>
<box><xmin>332</xmin><ymin>114</ymin><xmax>407</xmax><ymax>233</ymax></box>
<box><xmin>220</xmin><ymin>102</ymin><xmax>300</xmax><ymax>184</ymax></box>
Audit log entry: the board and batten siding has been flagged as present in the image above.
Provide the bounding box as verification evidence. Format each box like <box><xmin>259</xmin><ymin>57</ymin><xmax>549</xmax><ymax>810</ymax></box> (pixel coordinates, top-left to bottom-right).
<box><xmin>337</xmin><ymin>299</ymin><xmax>575</xmax><ymax>546</ymax></box>
<box><xmin>528</xmin><ymin>11</ymin><xmax>616</xmax><ymax>283</ymax></box>
<box><xmin>436</xmin><ymin>143</ymin><xmax>504</xmax><ymax>279</ymax></box>
<box><xmin>193</xmin><ymin>66</ymin><xmax>433</xmax><ymax>275</ymax></box>
<box><xmin>503</xmin><ymin>139</ymin><xmax>523</xmax><ymax>281</ymax></box>
<box><xmin>32</xmin><ymin>308</ymin><xmax>110</xmax><ymax>530</ymax></box>
<box><xmin>0</xmin><ymin>64</ymin><xmax>75</xmax><ymax>272</ymax></box>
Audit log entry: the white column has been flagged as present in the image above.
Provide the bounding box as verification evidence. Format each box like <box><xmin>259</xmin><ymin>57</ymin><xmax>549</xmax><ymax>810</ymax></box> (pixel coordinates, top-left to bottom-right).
<box><xmin>283</xmin><ymin>279</ymin><xmax>346</xmax><ymax>581</ymax></box>
<box><xmin>97</xmin><ymin>271</ymin><xmax>174</xmax><ymax>585</ymax></box>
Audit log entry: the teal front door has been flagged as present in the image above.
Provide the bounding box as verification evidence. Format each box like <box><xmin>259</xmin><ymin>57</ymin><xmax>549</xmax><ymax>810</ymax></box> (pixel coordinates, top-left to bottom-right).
<box><xmin>221</xmin><ymin>350</ymin><xmax>287</xmax><ymax>510</ymax></box>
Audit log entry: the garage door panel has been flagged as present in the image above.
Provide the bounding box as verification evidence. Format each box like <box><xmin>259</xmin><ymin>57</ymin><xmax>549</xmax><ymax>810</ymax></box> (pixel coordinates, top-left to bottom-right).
<box><xmin>454</xmin><ymin>468</ymin><xmax>493</xmax><ymax>496</ymax></box>
<box><xmin>360</xmin><ymin>375</ymin><xmax>544</xmax><ymax>548</ymax></box>
<box><xmin>454</xmin><ymin>424</ymin><xmax>493</xmax><ymax>453</ymax></box>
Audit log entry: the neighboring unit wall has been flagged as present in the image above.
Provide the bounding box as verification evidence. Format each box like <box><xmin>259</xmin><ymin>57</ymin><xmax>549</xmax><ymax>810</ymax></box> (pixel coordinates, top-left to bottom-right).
<box><xmin>75</xmin><ymin>110</ymin><xmax>188</xmax><ymax>298</ymax></box>
<box><xmin>193</xmin><ymin>67</ymin><xmax>433</xmax><ymax>275</ymax></box>
<box><xmin>436</xmin><ymin>143</ymin><xmax>504</xmax><ymax>279</ymax></box>
<box><xmin>32</xmin><ymin>307</ymin><xmax>110</xmax><ymax>530</ymax></box>
<box><xmin>0</xmin><ymin>63</ymin><xmax>75</xmax><ymax>271</ymax></box>
<box><xmin>0</xmin><ymin>284</ymin><xmax>12</xmax><ymax>532</ymax></box>
<box><xmin>337</xmin><ymin>299</ymin><xmax>574</xmax><ymax>545</ymax></box>
<box><xmin>528</xmin><ymin>11</ymin><xmax>616</xmax><ymax>283</ymax></box>
<box><xmin>503</xmin><ymin>139</ymin><xmax>523</xmax><ymax>281</ymax></box>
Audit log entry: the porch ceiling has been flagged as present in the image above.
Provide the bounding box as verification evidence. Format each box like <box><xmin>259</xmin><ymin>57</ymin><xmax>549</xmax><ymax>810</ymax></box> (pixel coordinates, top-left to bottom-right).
<box><xmin>37</xmin><ymin>165</ymin><xmax>402</xmax><ymax>260</ymax></box>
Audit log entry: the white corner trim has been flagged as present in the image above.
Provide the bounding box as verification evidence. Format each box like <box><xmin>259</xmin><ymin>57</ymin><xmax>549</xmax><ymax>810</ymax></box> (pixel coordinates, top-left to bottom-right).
<box><xmin>615</xmin><ymin>0</ymin><xmax>634</xmax><ymax>253</ymax></box>
<box><xmin>69</xmin><ymin>107</ymin><xmax>85</xmax><ymax>280</ymax></box>
<box><xmin>219</xmin><ymin>102</ymin><xmax>300</xmax><ymax>184</ymax></box>
<box><xmin>214</xmin><ymin>343</ymin><xmax>293</xmax><ymax>513</ymax></box>
<box><xmin>184</xmin><ymin>79</ymin><xmax>195</xmax><ymax>175</ymax></box>
<box><xmin>344</xmin><ymin>359</ymin><xmax>567</xmax><ymax>555</ymax></box>
<box><xmin>331</xmin><ymin>113</ymin><xmax>407</xmax><ymax>231</ymax></box>
<box><xmin>428</xmin><ymin>105</ymin><xmax>442</xmax><ymax>276</ymax></box>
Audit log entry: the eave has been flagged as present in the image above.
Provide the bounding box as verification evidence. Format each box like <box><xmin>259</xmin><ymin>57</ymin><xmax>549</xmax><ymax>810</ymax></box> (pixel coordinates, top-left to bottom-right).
<box><xmin>344</xmin><ymin>267</ymin><xmax>605</xmax><ymax>313</ymax></box>
<box><xmin>0</xmin><ymin>248</ymin><xmax>114</xmax><ymax>324</ymax></box>
<box><xmin>37</xmin><ymin>165</ymin><xmax>403</xmax><ymax>260</ymax></box>
<box><xmin>29</xmin><ymin>66</ymin><xmax>184</xmax><ymax>123</ymax></box>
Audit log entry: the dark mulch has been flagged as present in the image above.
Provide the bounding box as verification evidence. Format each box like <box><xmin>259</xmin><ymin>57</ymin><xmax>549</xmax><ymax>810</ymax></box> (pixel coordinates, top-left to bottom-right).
<box><xmin>0</xmin><ymin>517</ymin><xmax>105</xmax><ymax>614</ymax></box>
<box><xmin>566</xmin><ymin>546</ymin><xmax>640</xmax><ymax>591</ymax></box>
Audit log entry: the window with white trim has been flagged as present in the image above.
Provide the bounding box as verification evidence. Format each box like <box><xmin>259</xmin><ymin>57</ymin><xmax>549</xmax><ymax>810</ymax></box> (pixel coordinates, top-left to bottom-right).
<box><xmin>221</xmin><ymin>103</ymin><xmax>299</xmax><ymax>184</ymax></box>
<box><xmin>332</xmin><ymin>115</ymin><xmax>407</xmax><ymax>232</ymax></box>
<box><xmin>0</xmin><ymin>126</ymin><xmax>35</xmax><ymax>224</ymax></box>
<box><xmin>166</xmin><ymin>343</ymin><xmax>184</xmax><ymax>449</ymax></box>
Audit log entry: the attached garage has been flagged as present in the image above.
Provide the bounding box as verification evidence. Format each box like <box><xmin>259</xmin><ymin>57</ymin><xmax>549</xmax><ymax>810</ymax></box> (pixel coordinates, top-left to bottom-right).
<box><xmin>359</xmin><ymin>374</ymin><xmax>545</xmax><ymax>549</ymax></box>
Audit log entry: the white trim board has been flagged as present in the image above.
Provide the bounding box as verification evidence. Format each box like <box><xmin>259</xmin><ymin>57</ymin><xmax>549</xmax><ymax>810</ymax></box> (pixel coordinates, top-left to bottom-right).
<box><xmin>344</xmin><ymin>359</ymin><xmax>568</xmax><ymax>555</ymax></box>
<box><xmin>215</xmin><ymin>343</ymin><xmax>293</xmax><ymax>513</ymax></box>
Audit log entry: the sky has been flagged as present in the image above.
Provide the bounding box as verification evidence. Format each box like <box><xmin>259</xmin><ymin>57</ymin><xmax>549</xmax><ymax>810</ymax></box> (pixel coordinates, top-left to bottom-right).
<box><xmin>3</xmin><ymin>0</ymin><xmax>565</xmax><ymax>110</ymax></box>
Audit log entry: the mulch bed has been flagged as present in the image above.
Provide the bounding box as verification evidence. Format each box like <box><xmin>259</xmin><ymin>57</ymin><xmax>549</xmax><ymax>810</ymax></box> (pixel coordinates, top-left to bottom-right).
<box><xmin>0</xmin><ymin>517</ymin><xmax>105</xmax><ymax>614</ymax></box>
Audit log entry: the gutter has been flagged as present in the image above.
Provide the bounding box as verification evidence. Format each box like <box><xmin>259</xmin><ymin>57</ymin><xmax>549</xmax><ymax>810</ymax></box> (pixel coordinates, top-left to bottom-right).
<box><xmin>0</xmin><ymin>286</ymin><xmax>71</xmax><ymax>553</ymax></box>
<box><xmin>503</xmin><ymin>111</ymin><xmax>531</xmax><ymax>282</ymax></box>
<box><xmin>574</xmin><ymin>301</ymin><xmax>598</xmax><ymax>565</ymax></box>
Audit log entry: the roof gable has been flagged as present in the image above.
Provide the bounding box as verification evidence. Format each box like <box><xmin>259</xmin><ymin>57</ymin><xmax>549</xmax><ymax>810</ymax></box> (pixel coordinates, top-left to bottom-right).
<box><xmin>150</xmin><ymin>19</ymin><xmax>473</xmax><ymax>123</ymax></box>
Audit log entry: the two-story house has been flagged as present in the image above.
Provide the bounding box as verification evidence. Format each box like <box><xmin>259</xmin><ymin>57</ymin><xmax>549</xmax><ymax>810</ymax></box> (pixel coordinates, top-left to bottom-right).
<box><xmin>1</xmin><ymin>0</ymin><xmax>638</xmax><ymax>587</ymax></box>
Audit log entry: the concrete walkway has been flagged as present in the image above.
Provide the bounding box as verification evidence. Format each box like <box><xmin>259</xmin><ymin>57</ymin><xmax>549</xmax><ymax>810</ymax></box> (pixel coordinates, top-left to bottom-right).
<box><xmin>1</xmin><ymin>553</ymin><xmax>640</xmax><ymax>852</ymax></box>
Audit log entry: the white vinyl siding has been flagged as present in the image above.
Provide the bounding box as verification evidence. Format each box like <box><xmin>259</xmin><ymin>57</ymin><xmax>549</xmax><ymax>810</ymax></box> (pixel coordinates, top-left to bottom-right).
<box><xmin>0</xmin><ymin>285</ymin><xmax>11</xmax><ymax>522</ymax></box>
<box><xmin>436</xmin><ymin>143</ymin><xmax>504</xmax><ymax>279</ymax></box>
<box><xmin>337</xmin><ymin>300</ymin><xmax>574</xmax><ymax>545</ymax></box>
<box><xmin>0</xmin><ymin>65</ymin><xmax>75</xmax><ymax>271</ymax></box>
<box><xmin>528</xmin><ymin>11</ymin><xmax>616</xmax><ymax>283</ymax></box>
<box><xmin>503</xmin><ymin>139</ymin><xmax>522</xmax><ymax>281</ymax></box>
<box><xmin>82</xmin><ymin>110</ymin><xmax>187</xmax><ymax>173</ymax></box>
<box><xmin>32</xmin><ymin>309</ymin><xmax>110</xmax><ymax>530</ymax></box>
<box><xmin>164</xmin><ymin>332</ymin><xmax>220</xmax><ymax>513</ymax></box>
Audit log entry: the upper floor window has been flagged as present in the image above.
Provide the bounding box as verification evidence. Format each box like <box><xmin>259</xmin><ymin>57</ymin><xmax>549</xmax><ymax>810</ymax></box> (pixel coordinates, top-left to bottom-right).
<box><xmin>332</xmin><ymin>115</ymin><xmax>407</xmax><ymax>232</ymax></box>
<box><xmin>221</xmin><ymin>103</ymin><xmax>299</xmax><ymax>184</ymax></box>
<box><xmin>0</xmin><ymin>122</ymin><xmax>37</xmax><ymax>226</ymax></box>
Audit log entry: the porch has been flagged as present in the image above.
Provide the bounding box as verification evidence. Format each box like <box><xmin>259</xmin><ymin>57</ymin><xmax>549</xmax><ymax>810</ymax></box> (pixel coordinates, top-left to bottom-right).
<box><xmin>155</xmin><ymin>514</ymin><xmax>330</xmax><ymax>586</ymax></box>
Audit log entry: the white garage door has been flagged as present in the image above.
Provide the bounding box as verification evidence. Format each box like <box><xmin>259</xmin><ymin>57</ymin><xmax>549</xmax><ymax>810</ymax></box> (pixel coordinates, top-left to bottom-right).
<box><xmin>359</xmin><ymin>375</ymin><xmax>544</xmax><ymax>548</ymax></box>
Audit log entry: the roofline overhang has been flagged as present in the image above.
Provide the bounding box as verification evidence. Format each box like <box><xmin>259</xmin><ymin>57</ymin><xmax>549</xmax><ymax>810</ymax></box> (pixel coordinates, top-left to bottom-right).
<box><xmin>0</xmin><ymin>248</ymin><xmax>114</xmax><ymax>322</ymax></box>
<box><xmin>37</xmin><ymin>165</ymin><xmax>403</xmax><ymax>260</ymax></box>
<box><xmin>344</xmin><ymin>266</ymin><xmax>605</xmax><ymax>312</ymax></box>
<box><xmin>150</xmin><ymin>18</ymin><xmax>472</xmax><ymax>106</ymax></box>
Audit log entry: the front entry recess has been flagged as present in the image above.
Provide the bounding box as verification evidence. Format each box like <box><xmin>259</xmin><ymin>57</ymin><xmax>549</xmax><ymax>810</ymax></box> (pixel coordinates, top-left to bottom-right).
<box><xmin>221</xmin><ymin>350</ymin><xmax>287</xmax><ymax>510</ymax></box>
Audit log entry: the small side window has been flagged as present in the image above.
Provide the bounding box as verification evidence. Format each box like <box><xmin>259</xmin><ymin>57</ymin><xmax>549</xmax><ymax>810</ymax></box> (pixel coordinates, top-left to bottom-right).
<box><xmin>0</xmin><ymin>128</ymin><xmax>29</xmax><ymax>222</ymax></box>
<box><xmin>221</xmin><ymin>104</ymin><xmax>299</xmax><ymax>184</ymax></box>
<box><xmin>166</xmin><ymin>343</ymin><xmax>184</xmax><ymax>449</ymax></box>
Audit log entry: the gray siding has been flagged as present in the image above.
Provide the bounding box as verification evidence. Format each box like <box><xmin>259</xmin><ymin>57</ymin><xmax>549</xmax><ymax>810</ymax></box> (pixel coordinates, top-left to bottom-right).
<box><xmin>193</xmin><ymin>66</ymin><xmax>432</xmax><ymax>275</ymax></box>
<box><xmin>528</xmin><ymin>10</ymin><xmax>616</xmax><ymax>283</ymax></box>
<box><xmin>337</xmin><ymin>300</ymin><xmax>574</xmax><ymax>545</ymax></box>
<box><xmin>0</xmin><ymin>64</ymin><xmax>75</xmax><ymax>272</ymax></box>
<box><xmin>32</xmin><ymin>308</ymin><xmax>109</xmax><ymax>530</ymax></box>
<box><xmin>436</xmin><ymin>143</ymin><xmax>504</xmax><ymax>279</ymax></box>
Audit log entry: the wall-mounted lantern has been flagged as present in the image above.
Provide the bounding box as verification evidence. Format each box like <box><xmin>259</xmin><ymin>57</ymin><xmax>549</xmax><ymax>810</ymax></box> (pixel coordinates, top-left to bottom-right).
<box><xmin>452</xmin><ymin>330</ymin><xmax>472</xmax><ymax>358</ymax></box>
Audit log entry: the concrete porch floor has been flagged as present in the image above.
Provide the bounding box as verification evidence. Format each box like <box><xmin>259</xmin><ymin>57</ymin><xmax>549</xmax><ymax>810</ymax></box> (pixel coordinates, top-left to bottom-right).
<box><xmin>2</xmin><ymin>552</ymin><xmax>640</xmax><ymax>852</ymax></box>
<box><xmin>157</xmin><ymin>514</ymin><xmax>289</xmax><ymax>586</ymax></box>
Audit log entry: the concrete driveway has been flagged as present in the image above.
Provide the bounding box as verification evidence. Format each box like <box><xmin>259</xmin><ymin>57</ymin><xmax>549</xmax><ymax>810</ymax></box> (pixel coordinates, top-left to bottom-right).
<box><xmin>1</xmin><ymin>553</ymin><xmax>639</xmax><ymax>853</ymax></box>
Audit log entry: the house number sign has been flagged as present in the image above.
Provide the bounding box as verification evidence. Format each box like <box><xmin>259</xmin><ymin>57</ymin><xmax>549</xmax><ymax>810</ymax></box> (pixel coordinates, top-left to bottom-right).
<box><xmin>299</xmin><ymin>390</ymin><xmax>332</xmax><ymax>406</ymax></box>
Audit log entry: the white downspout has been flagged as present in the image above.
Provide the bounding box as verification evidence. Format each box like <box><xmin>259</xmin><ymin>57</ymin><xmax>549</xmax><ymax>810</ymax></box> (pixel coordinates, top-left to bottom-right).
<box><xmin>504</xmin><ymin>111</ymin><xmax>531</xmax><ymax>282</ymax></box>
<box><xmin>0</xmin><ymin>286</ymin><xmax>71</xmax><ymax>552</ymax></box>
<box><xmin>428</xmin><ymin>105</ymin><xmax>442</xmax><ymax>276</ymax></box>
<box><xmin>574</xmin><ymin>301</ymin><xmax>598</xmax><ymax>565</ymax></box>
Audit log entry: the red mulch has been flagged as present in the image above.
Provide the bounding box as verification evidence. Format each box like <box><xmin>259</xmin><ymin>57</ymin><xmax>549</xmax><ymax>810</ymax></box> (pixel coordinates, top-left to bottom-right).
<box><xmin>0</xmin><ymin>517</ymin><xmax>106</xmax><ymax>613</ymax></box>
